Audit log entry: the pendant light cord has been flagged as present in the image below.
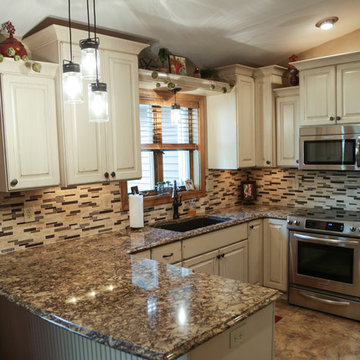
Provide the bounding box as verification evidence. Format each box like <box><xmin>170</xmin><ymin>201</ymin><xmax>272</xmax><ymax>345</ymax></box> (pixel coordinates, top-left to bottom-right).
<box><xmin>68</xmin><ymin>0</ymin><xmax>73</xmax><ymax>62</ymax></box>
<box><xmin>93</xmin><ymin>0</ymin><xmax>99</xmax><ymax>83</ymax></box>
<box><xmin>86</xmin><ymin>0</ymin><xmax>91</xmax><ymax>38</ymax></box>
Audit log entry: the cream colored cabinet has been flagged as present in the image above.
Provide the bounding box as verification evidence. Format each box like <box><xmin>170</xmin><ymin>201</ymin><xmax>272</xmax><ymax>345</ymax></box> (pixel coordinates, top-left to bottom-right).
<box><xmin>0</xmin><ymin>59</ymin><xmax>60</xmax><ymax>191</ymax></box>
<box><xmin>24</xmin><ymin>24</ymin><xmax>148</xmax><ymax>186</ymax></box>
<box><xmin>248</xmin><ymin>219</ymin><xmax>263</xmax><ymax>285</ymax></box>
<box><xmin>274</xmin><ymin>87</ymin><xmax>300</xmax><ymax>167</ymax></box>
<box><xmin>182</xmin><ymin>250</ymin><xmax>219</xmax><ymax>276</ymax></box>
<box><xmin>263</xmin><ymin>219</ymin><xmax>288</xmax><ymax>292</ymax></box>
<box><xmin>254</xmin><ymin>65</ymin><xmax>287</xmax><ymax>168</ymax></box>
<box><xmin>219</xmin><ymin>241</ymin><xmax>248</xmax><ymax>282</ymax></box>
<box><xmin>151</xmin><ymin>241</ymin><xmax>181</xmax><ymax>265</ymax></box>
<box><xmin>299</xmin><ymin>66</ymin><xmax>336</xmax><ymax>126</ymax></box>
<box><xmin>207</xmin><ymin>65</ymin><xmax>255</xmax><ymax>169</ymax></box>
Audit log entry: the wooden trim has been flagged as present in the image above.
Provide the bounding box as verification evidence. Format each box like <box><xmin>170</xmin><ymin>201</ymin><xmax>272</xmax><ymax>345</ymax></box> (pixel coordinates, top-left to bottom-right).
<box><xmin>23</xmin><ymin>17</ymin><xmax>152</xmax><ymax>44</ymax></box>
<box><xmin>141</xmin><ymin>144</ymin><xmax>199</xmax><ymax>151</ymax></box>
<box><xmin>120</xmin><ymin>182</ymin><xmax>129</xmax><ymax>211</ymax></box>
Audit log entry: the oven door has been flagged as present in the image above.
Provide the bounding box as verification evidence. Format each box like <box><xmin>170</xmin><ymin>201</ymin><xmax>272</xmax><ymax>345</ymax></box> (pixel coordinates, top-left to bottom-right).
<box><xmin>299</xmin><ymin>134</ymin><xmax>360</xmax><ymax>170</ymax></box>
<box><xmin>289</xmin><ymin>231</ymin><xmax>360</xmax><ymax>297</ymax></box>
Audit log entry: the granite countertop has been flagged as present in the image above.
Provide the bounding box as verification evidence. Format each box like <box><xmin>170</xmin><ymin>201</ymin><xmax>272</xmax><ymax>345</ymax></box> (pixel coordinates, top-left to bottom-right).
<box><xmin>0</xmin><ymin>205</ymin><xmax>293</xmax><ymax>359</ymax></box>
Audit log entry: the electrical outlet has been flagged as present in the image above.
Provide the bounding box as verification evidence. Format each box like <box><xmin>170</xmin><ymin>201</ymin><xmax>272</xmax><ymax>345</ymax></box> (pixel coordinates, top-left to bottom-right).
<box><xmin>230</xmin><ymin>323</ymin><xmax>247</xmax><ymax>349</ymax></box>
<box><xmin>24</xmin><ymin>204</ymin><xmax>35</xmax><ymax>223</ymax></box>
<box><xmin>101</xmin><ymin>194</ymin><xmax>112</xmax><ymax>209</ymax></box>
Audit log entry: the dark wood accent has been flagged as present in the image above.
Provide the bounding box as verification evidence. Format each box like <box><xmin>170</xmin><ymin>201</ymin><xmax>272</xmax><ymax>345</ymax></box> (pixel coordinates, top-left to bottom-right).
<box><xmin>23</xmin><ymin>16</ymin><xmax>153</xmax><ymax>45</ymax></box>
<box><xmin>120</xmin><ymin>182</ymin><xmax>129</xmax><ymax>211</ymax></box>
<box><xmin>141</xmin><ymin>144</ymin><xmax>199</xmax><ymax>151</ymax></box>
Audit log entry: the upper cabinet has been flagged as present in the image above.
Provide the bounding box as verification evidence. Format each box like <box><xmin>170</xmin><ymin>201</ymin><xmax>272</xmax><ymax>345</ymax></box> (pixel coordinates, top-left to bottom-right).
<box><xmin>207</xmin><ymin>65</ymin><xmax>255</xmax><ymax>169</ymax></box>
<box><xmin>24</xmin><ymin>24</ymin><xmax>148</xmax><ymax>186</ymax></box>
<box><xmin>293</xmin><ymin>52</ymin><xmax>360</xmax><ymax>126</ymax></box>
<box><xmin>274</xmin><ymin>86</ymin><xmax>300</xmax><ymax>168</ymax></box>
<box><xmin>0</xmin><ymin>59</ymin><xmax>60</xmax><ymax>191</ymax></box>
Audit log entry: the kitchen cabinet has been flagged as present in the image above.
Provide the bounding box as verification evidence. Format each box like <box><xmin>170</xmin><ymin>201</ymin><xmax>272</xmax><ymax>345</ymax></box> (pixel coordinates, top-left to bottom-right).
<box><xmin>294</xmin><ymin>53</ymin><xmax>360</xmax><ymax>126</ymax></box>
<box><xmin>219</xmin><ymin>241</ymin><xmax>248</xmax><ymax>282</ymax></box>
<box><xmin>274</xmin><ymin>87</ymin><xmax>300</xmax><ymax>167</ymax></box>
<box><xmin>182</xmin><ymin>250</ymin><xmax>219</xmax><ymax>276</ymax></box>
<box><xmin>24</xmin><ymin>24</ymin><xmax>148</xmax><ymax>186</ymax></box>
<box><xmin>151</xmin><ymin>241</ymin><xmax>181</xmax><ymax>265</ymax></box>
<box><xmin>263</xmin><ymin>219</ymin><xmax>288</xmax><ymax>291</ymax></box>
<box><xmin>248</xmin><ymin>219</ymin><xmax>263</xmax><ymax>285</ymax></box>
<box><xmin>254</xmin><ymin>65</ymin><xmax>287</xmax><ymax>168</ymax></box>
<box><xmin>0</xmin><ymin>59</ymin><xmax>60</xmax><ymax>191</ymax></box>
<box><xmin>207</xmin><ymin>65</ymin><xmax>256</xmax><ymax>169</ymax></box>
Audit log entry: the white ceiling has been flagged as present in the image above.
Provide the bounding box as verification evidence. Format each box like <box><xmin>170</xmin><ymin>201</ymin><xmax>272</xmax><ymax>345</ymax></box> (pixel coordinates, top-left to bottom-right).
<box><xmin>2</xmin><ymin>0</ymin><xmax>360</xmax><ymax>67</ymax></box>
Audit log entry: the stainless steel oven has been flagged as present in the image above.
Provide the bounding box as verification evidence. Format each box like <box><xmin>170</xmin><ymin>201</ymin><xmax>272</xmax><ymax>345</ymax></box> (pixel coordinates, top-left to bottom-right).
<box><xmin>287</xmin><ymin>209</ymin><xmax>360</xmax><ymax>321</ymax></box>
<box><xmin>299</xmin><ymin>124</ymin><xmax>360</xmax><ymax>171</ymax></box>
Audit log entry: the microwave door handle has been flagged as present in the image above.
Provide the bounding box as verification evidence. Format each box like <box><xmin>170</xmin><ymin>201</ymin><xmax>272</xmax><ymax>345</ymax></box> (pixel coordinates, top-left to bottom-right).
<box><xmin>356</xmin><ymin>136</ymin><xmax>360</xmax><ymax>168</ymax></box>
<box><xmin>293</xmin><ymin>233</ymin><xmax>358</xmax><ymax>246</ymax></box>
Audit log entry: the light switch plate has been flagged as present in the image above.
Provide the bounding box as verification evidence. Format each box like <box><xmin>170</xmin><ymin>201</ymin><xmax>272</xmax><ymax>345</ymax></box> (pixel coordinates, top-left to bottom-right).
<box><xmin>24</xmin><ymin>204</ymin><xmax>35</xmax><ymax>223</ymax></box>
<box><xmin>230</xmin><ymin>323</ymin><xmax>247</xmax><ymax>349</ymax></box>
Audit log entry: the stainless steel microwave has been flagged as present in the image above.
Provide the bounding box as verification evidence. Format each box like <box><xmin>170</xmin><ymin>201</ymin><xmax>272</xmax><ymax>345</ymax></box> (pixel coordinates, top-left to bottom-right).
<box><xmin>299</xmin><ymin>125</ymin><xmax>360</xmax><ymax>171</ymax></box>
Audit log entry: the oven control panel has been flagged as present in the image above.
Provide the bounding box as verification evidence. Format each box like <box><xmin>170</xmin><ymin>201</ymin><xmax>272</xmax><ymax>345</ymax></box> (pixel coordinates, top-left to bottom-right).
<box><xmin>305</xmin><ymin>220</ymin><xmax>344</xmax><ymax>232</ymax></box>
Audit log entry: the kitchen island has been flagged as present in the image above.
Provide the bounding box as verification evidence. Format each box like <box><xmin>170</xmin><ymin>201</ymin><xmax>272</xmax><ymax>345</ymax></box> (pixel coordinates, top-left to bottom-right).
<box><xmin>0</xmin><ymin>206</ymin><xmax>284</xmax><ymax>360</ymax></box>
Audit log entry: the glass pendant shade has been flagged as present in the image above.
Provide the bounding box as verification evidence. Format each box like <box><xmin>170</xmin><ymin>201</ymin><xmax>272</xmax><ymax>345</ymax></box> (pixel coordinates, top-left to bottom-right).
<box><xmin>62</xmin><ymin>62</ymin><xmax>84</xmax><ymax>104</ymax></box>
<box><xmin>171</xmin><ymin>104</ymin><xmax>181</xmax><ymax>125</ymax></box>
<box><xmin>79</xmin><ymin>38</ymin><xmax>99</xmax><ymax>80</ymax></box>
<box><xmin>88</xmin><ymin>82</ymin><xmax>109</xmax><ymax>122</ymax></box>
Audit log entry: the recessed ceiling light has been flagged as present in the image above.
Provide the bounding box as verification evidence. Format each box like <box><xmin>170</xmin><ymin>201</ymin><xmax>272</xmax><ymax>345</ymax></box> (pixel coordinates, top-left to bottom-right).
<box><xmin>315</xmin><ymin>17</ymin><xmax>339</xmax><ymax>30</ymax></box>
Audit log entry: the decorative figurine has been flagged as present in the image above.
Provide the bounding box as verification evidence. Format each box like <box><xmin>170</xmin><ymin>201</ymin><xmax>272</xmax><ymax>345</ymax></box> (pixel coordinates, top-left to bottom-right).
<box><xmin>0</xmin><ymin>22</ymin><xmax>28</xmax><ymax>60</ymax></box>
<box><xmin>288</xmin><ymin>54</ymin><xmax>299</xmax><ymax>86</ymax></box>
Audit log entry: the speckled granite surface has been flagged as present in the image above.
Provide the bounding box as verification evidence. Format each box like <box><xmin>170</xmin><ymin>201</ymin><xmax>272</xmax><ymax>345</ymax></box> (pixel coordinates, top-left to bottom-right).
<box><xmin>0</xmin><ymin>205</ymin><xmax>289</xmax><ymax>359</ymax></box>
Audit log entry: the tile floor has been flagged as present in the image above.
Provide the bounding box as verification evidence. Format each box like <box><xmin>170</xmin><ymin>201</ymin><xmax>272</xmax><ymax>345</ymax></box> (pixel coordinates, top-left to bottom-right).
<box><xmin>275</xmin><ymin>300</ymin><xmax>360</xmax><ymax>360</ymax></box>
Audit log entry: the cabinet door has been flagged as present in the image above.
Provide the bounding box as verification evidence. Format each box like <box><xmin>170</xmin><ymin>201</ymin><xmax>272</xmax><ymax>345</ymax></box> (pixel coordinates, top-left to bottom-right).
<box><xmin>103</xmin><ymin>50</ymin><xmax>141</xmax><ymax>180</ymax></box>
<box><xmin>1</xmin><ymin>73</ymin><xmax>60</xmax><ymax>190</ymax></box>
<box><xmin>276</xmin><ymin>94</ymin><xmax>299</xmax><ymax>167</ymax></box>
<box><xmin>248</xmin><ymin>220</ymin><xmax>263</xmax><ymax>285</ymax></box>
<box><xmin>299</xmin><ymin>66</ymin><xmax>336</xmax><ymax>125</ymax></box>
<box><xmin>336</xmin><ymin>61</ymin><xmax>360</xmax><ymax>124</ymax></box>
<box><xmin>263</xmin><ymin>219</ymin><xmax>288</xmax><ymax>291</ymax></box>
<box><xmin>219</xmin><ymin>241</ymin><xmax>248</xmax><ymax>282</ymax></box>
<box><xmin>60</xmin><ymin>44</ymin><xmax>107</xmax><ymax>185</ymax></box>
<box><xmin>236</xmin><ymin>75</ymin><xmax>256</xmax><ymax>168</ymax></box>
<box><xmin>182</xmin><ymin>250</ymin><xmax>219</xmax><ymax>276</ymax></box>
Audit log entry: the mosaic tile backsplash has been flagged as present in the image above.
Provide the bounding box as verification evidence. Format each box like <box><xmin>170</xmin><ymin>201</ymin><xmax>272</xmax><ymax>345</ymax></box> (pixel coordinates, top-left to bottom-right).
<box><xmin>2</xmin><ymin>167</ymin><xmax>360</xmax><ymax>253</ymax></box>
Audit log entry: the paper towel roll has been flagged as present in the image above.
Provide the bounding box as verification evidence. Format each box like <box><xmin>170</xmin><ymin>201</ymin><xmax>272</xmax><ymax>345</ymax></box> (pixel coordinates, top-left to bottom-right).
<box><xmin>129</xmin><ymin>194</ymin><xmax>144</xmax><ymax>228</ymax></box>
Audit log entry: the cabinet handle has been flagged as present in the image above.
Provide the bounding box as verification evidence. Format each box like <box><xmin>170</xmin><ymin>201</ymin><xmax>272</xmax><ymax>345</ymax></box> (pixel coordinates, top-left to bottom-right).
<box><xmin>336</xmin><ymin>116</ymin><xmax>341</xmax><ymax>121</ymax></box>
<box><xmin>10</xmin><ymin>179</ymin><xmax>18</xmax><ymax>187</ymax></box>
<box><xmin>296</xmin><ymin>160</ymin><xmax>299</xmax><ymax>164</ymax></box>
<box><xmin>104</xmin><ymin>172</ymin><xmax>109</xmax><ymax>179</ymax></box>
<box><xmin>216</xmin><ymin>254</ymin><xmax>221</xmax><ymax>259</ymax></box>
<box><xmin>162</xmin><ymin>253</ymin><xmax>174</xmax><ymax>258</ymax></box>
<box><xmin>221</xmin><ymin>253</ymin><xmax>225</xmax><ymax>258</ymax></box>
<box><xmin>266</xmin><ymin>160</ymin><xmax>271</xmax><ymax>165</ymax></box>
<box><xmin>329</xmin><ymin>116</ymin><xmax>335</xmax><ymax>121</ymax></box>
<box><xmin>111</xmin><ymin>171</ymin><xmax>116</xmax><ymax>178</ymax></box>
<box><xmin>249</xmin><ymin>225</ymin><xmax>254</xmax><ymax>229</ymax></box>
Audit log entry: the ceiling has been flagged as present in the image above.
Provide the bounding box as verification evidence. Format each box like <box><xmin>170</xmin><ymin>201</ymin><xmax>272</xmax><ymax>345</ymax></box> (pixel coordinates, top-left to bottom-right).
<box><xmin>2</xmin><ymin>0</ymin><xmax>360</xmax><ymax>67</ymax></box>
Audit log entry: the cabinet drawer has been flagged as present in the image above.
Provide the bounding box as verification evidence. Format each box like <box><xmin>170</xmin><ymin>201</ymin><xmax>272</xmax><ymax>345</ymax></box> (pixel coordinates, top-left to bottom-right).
<box><xmin>151</xmin><ymin>242</ymin><xmax>181</xmax><ymax>264</ymax></box>
<box><xmin>182</xmin><ymin>224</ymin><xmax>247</xmax><ymax>260</ymax></box>
<box><xmin>132</xmin><ymin>249</ymin><xmax>151</xmax><ymax>259</ymax></box>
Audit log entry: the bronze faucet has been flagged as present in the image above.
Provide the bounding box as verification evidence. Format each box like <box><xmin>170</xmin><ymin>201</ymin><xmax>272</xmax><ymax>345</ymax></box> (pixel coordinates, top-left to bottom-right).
<box><xmin>172</xmin><ymin>180</ymin><xmax>182</xmax><ymax>219</ymax></box>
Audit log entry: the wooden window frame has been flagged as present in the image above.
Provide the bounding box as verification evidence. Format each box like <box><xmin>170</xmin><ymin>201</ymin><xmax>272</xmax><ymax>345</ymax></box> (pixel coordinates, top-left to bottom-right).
<box><xmin>121</xmin><ymin>89</ymin><xmax>206</xmax><ymax>210</ymax></box>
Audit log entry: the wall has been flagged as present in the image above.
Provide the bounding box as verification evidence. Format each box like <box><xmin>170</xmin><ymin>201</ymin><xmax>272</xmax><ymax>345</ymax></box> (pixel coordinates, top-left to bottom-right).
<box><xmin>0</xmin><ymin>169</ymin><xmax>246</xmax><ymax>254</ymax></box>
<box><xmin>297</xmin><ymin>28</ymin><xmax>360</xmax><ymax>60</ymax></box>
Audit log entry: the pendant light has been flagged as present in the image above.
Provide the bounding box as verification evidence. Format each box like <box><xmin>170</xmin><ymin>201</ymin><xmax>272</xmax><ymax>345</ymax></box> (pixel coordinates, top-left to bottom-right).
<box><xmin>171</xmin><ymin>88</ymin><xmax>182</xmax><ymax>125</ymax></box>
<box><xmin>88</xmin><ymin>0</ymin><xmax>109</xmax><ymax>123</ymax></box>
<box><xmin>62</xmin><ymin>0</ymin><xmax>83</xmax><ymax>104</ymax></box>
<box><xmin>79</xmin><ymin>0</ymin><xmax>100</xmax><ymax>80</ymax></box>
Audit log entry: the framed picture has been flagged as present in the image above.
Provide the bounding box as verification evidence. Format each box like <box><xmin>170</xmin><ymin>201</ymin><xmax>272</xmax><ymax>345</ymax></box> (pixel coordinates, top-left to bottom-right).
<box><xmin>185</xmin><ymin>179</ymin><xmax>195</xmax><ymax>191</ymax></box>
<box><xmin>241</xmin><ymin>181</ymin><xmax>256</xmax><ymax>204</ymax></box>
<box><xmin>169</xmin><ymin>55</ymin><xmax>187</xmax><ymax>75</ymax></box>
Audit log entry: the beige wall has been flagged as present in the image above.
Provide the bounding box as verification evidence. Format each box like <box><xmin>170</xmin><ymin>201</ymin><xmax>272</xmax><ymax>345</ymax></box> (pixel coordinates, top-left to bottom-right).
<box><xmin>298</xmin><ymin>28</ymin><xmax>360</xmax><ymax>60</ymax></box>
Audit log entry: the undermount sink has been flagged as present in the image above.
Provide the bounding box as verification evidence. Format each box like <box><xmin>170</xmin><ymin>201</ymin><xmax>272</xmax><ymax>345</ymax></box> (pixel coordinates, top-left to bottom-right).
<box><xmin>151</xmin><ymin>216</ymin><xmax>232</xmax><ymax>233</ymax></box>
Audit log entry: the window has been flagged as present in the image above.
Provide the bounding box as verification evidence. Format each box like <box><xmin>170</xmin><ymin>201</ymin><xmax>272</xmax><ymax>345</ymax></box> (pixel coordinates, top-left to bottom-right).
<box><xmin>121</xmin><ymin>90</ymin><xmax>205</xmax><ymax>208</ymax></box>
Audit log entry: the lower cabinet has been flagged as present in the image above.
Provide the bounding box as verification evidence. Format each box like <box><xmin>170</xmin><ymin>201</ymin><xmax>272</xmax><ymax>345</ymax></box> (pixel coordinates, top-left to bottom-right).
<box><xmin>248</xmin><ymin>219</ymin><xmax>263</xmax><ymax>285</ymax></box>
<box><xmin>151</xmin><ymin>241</ymin><xmax>182</xmax><ymax>265</ymax></box>
<box><xmin>263</xmin><ymin>219</ymin><xmax>288</xmax><ymax>291</ymax></box>
<box><xmin>182</xmin><ymin>250</ymin><xmax>219</xmax><ymax>276</ymax></box>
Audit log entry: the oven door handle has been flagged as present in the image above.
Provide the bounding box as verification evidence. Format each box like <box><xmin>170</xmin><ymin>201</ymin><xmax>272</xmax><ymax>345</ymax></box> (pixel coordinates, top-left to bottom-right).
<box><xmin>299</xmin><ymin>291</ymin><xmax>351</xmax><ymax>306</ymax></box>
<box><xmin>356</xmin><ymin>136</ymin><xmax>360</xmax><ymax>168</ymax></box>
<box><xmin>293</xmin><ymin>233</ymin><xmax>358</xmax><ymax>246</ymax></box>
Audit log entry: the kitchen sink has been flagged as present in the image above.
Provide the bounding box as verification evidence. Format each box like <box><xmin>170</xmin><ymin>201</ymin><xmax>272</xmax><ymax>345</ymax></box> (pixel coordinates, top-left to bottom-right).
<box><xmin>151</xmin><ymin>216</ymin><xmax>232</xmax><ymax>233</ymax></box>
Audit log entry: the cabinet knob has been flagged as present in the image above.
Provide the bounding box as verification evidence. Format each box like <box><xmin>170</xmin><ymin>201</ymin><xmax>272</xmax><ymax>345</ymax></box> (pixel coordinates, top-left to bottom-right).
<box><xmin>329</xmin><ymin>116</ymin><xmax>335</xmax><ymax>121</ymax></box>
<box><xmin>336</xmin><ymin>116</ymin><xmax>341</xmax><ymax>121</ymax></box>
<box><xmin>104</xmin><ymin>172</ymin><xmax>109</xmax><ymax>179</ymax></box>
<box><xmin>111</xmin><ymin>171</ymin><xmax>116</xmax><ymax>178</ymax></box>
<box><xmin>249</xmin><ymin>225</ymin><xmax>254</xmax><ymax>229</ymax></box>
<box><xmin>296</xmin><ymin>160</ymin><xmax>299</xmax><ymax>164</ymax></box>
<box><xmin>10</xmin><ymin>179</ymin><xmax>18</xmax><ymax>187</ymax></box>
<box><xmin>266</xmin><ymin>160</ymin><xmax>271</xmax><ymax>165</ymax></box>
<box><xmin>221</xmin><ymin>253</ymin><xmax>225</xmax><ymax>258</ymax></box>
